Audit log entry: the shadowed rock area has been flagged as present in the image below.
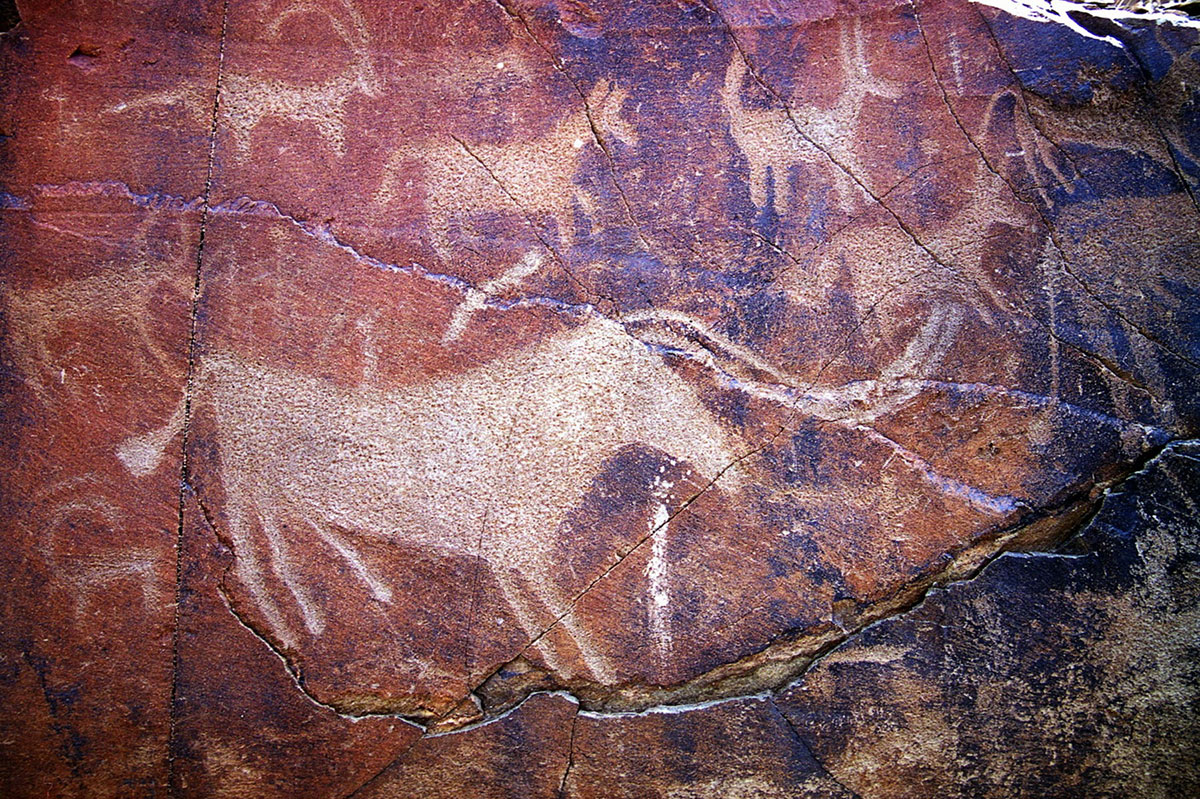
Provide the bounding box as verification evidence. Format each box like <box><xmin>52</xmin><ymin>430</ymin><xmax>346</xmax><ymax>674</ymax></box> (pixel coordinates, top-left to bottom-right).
<box><xmin>1</xmin><ymin>0</ymin><xmax>1197</xmax><ymax>795</ymax></box>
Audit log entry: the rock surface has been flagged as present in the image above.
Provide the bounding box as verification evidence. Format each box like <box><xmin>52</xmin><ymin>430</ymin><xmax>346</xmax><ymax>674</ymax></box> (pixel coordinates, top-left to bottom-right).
<box><xmin>1</xmin><ymin>0</ymin><xmax>1198</xmax><ymax>795</ymax></box>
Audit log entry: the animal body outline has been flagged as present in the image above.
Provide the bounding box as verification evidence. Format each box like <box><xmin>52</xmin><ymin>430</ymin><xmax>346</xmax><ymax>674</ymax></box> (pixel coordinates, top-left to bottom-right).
<box><xmin>720</xmin><ymin>17</ymin><xmax>905</xmax><ymax>217</ymax></box>
<box><xmin>106</xmin><ymin>0</ymin><xmax>381</xmax><ymax>157</ymax></box>
<box><xmin>375</xmin><ymin>79</ymin><xmax>637</xmax><ymax>261</ymax></box>
<box><xmin>119</xmin><ymin>315</ymin><xmax>744</xmax><ymax>683</ymax></box>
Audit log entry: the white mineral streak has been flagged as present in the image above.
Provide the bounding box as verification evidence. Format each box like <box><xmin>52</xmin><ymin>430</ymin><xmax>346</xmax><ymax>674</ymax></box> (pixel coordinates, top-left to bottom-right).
<box><xmin>646</xmin><ymin>474</ymin><xmax>676</xmax><ymax>662</ymax></box>
<box><xmin>970</xmin><ymin>0</ymin><xmax>1200</xmax><ymax>36</ymax></box>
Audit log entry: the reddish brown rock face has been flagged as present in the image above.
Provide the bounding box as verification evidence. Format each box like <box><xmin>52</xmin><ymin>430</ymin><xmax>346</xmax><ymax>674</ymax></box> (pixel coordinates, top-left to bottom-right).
<box><xmin>2</xmin><ymin>0</ymin><xmax>1198</xmax><ymax>795</ymax></box>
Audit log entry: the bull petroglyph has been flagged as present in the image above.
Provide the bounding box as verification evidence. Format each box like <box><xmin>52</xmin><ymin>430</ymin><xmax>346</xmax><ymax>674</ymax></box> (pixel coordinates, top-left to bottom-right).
<box><xmin>121</xmin><ymin>316</ymin><xmax>743</xmax><ymax>681</ymax></box>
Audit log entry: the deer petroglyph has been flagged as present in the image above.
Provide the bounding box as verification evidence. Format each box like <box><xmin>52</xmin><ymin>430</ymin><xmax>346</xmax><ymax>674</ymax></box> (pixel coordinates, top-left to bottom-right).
<box><xmin>120</xmin><ymin>316</ymin><xmax>743</xmax><ymax>680</ymax></box>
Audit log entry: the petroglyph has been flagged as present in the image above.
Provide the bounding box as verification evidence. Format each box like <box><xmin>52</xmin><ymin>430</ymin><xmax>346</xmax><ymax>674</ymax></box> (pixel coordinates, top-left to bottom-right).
<box><xmin>34</xmin><ymin>480</ymin><xmax>167</xmax><ymax>619</ymax></box>
<box><xmin>102</xmin><ymin>0</ymin><xmax>380</xmax><ymax>158</ymax></box>
<box><xmin>626</xmin><ymin>304</ymin><xmax>1029</xmax><ymax>514</ymax></box>
<box><xmin>721</xmin><ymin>18</ymin><xmax>905</xmax><ymax>216</ymax></box>
<box><xmin>222</xmin><ymin>0</ymin><xmax>380</xmax><ymax>156</ymax></box>
<box><xmin>376</xmin><ymin>80</ymin><xmax>636</xmax><ymax>259</ymax></box>
<box><xmin>104</xmin><ymin>86</ymin><xmax>212</xmax><ymax>132</ymax></box>
<box><xmin>443</xmin><ymin>250</ymin><xmax>546</xmax><ymax>343</ymax></box>
<box><xmin>1</xmin><ymin>262</ymin><xmax>190</xmax><ymax>406</ymax></box>
<box><xmin>646</xmin><ymin>472</ymin><xmax>677</xmax><ymax>664</ymax></box>
<box><xmin>121</xmin><ymin>316</ymin><xmax>742</xmax><ymax>679</ymax></box>
<box><xmin>624</xmin><ymin>303</ymin><xmax>965</xmax><ymax>428</ymax></box>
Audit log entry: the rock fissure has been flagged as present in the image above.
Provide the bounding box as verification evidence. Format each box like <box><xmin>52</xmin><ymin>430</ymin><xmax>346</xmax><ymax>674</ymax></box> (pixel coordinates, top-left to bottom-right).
<box><xmin>466</xmin><ymin>441</ymin><xmax>1175</xmax><ymax>722</ymax></box>
<box><xmin>768</xmin><ymin>698</ymin><xmax>864</xmax><ymax>799</ymax></box>
<box><xmin>190</xmin><ymin>489</ymin><xmax>429</xmax><ymax>729</ymax></box>
<box><xmin>167</xmin><ymin>1</ymin><xmax>229</xmax><ymax>793</ymax></box>
<box><xmin>556</xmin><ymin>708</ymin><xmax>579</xmax><ymax>798</ymax></box>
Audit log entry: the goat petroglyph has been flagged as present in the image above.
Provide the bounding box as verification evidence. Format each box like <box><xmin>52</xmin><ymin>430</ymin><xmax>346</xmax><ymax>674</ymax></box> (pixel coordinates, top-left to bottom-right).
<box><xmin>223</xmin><ymin>0</ymin><xmax>381</xmax><ymax>156</ymax></box>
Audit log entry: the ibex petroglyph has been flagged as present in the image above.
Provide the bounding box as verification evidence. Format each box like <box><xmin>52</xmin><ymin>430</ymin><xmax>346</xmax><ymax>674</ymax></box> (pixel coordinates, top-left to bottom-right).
<box><xmin>119</xmin><ymin>316</ymin><xmax>743</xmax><ymax>680</ymax></box>
<box><xmin>222</xmin><ymin>0</ymin><xmax>381</xmax><ymax>156</ymax></box>
<box><xmin>108</xmin><ymin>0</ymin><xmax>381</xmax><ymax>157</ymax></box>
<box><xmin>720</xmin><ymin>19</ymin><xmax>904</xmax><ymax>216</ymax></box>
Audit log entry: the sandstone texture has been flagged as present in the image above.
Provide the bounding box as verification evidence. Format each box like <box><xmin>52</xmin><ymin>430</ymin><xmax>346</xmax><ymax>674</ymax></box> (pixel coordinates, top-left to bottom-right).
<box><xmin>1</xmin><ymin>0</ymin><xmax>1198</xmax><ymax>795</ymax></box>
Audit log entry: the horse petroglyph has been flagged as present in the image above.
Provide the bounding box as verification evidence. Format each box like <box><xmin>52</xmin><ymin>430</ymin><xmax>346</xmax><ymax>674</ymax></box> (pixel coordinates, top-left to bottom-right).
<box><xmin>120</xmin><ymin>316</ymin><xmax>744</xmax><ymax>681</ymax></box>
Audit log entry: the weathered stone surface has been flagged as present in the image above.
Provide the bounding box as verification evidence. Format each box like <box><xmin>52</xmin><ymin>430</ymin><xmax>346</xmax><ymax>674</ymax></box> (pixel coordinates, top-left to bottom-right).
<box><xmin>172</xmin><ymin>495</ymin><xmax>419</xmax><ymax>797</ymax></box>
<box><xmin>2</xmin><ymin>0</ymin><xmax>1198</xmax><ymax>794</ymax></box>
<box><xmin>775</xmin><ymin>441</ymin><xmax>1200</xmax><ymax>796</ymax></box>
<box><xmin>0</xmin><ymin>188</ymin><xmax>196</xmax><ymax>797</ymax></box>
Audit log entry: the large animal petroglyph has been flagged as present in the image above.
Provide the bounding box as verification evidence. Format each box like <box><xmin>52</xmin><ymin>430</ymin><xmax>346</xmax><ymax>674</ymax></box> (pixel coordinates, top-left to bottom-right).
<box><xmin>121</xmin><ymin>315</ymin><xmax>744</xmax><ymax>679</ymax></box>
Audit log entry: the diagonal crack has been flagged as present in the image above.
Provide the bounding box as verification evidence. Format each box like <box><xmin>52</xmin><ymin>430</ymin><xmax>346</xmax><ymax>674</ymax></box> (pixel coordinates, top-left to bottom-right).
<box><xmin>753</xmin><ymin>152</ymin><xmax>980</xmax><ymax>291</ymax></box>
<box><xmin>492</xmin><ymin>0</ymin><xmax>746</xmax><ymax>286</ymax></box>
<box><xmin>339</xmin><ymin>731</ymin><xmax>425</xmax><ymax>799</ymax></box>
<box><xmin>448</xmin><ymin>133</ymin><xmax>605</xmax><ymax>306</ymax></box>
<box><xmin>492</xmin><ymin>0</ymin><xmax>655</xmax><ymax>256</ymax></box>
<box><xmin>700</xmin><ymin>0</ymin><xmax>974</xmax><ymax>291</ymax></box>
<box><xmin>768</xmin><ymin>698</ymin><xmax>864</xmax><ymax>799</ymax></box>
